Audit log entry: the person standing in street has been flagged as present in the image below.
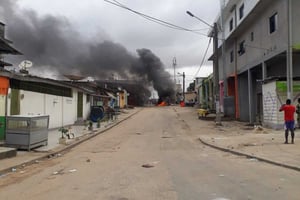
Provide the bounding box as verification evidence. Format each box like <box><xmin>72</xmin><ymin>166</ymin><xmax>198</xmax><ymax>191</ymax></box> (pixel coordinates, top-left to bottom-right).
<box><xmin>279</xmin><ymin>99</ymin><xmax>296</xmax><ymax>144</ymax></box>
<box><xmin>296</xmin><ymin>98</ymin><xmax>300</xmax><ymax>128</ymax></box>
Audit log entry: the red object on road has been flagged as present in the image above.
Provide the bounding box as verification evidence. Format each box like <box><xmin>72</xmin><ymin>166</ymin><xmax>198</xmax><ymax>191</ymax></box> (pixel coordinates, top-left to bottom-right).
<box><xmin>180</xmin><ymin>101</ymin><xmax>185</xmax><ymax>107</ymax></box>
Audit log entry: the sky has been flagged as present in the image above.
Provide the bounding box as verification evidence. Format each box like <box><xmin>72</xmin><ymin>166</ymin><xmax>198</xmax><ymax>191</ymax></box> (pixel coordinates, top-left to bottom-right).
<box><xmin>1</xmin><ymin>0</ymin><xmax>221</xmax><ymax>86</ymax></box>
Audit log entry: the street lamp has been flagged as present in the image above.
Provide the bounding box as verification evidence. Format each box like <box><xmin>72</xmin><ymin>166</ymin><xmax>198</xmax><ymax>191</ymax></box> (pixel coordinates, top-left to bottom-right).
<box><xmin>177</xmin><ymin>72</ymin><xmax>185</xmax><ymax>103</ymax></box>
<box><xmin>186</xmin><ymin>10</ymin><xmax>221</xmax><ymax>125</ymax></box>
<box><xmin>186</xmin><ymin>11</ymin><xmax>213</xmax><ymax>29</ymax></box>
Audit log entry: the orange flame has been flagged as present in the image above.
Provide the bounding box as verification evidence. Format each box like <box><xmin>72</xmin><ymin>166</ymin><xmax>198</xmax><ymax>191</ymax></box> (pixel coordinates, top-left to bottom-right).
<box><xmin>157</xmin><ymin>101</ymin><xmax>166</xmax><ymax>106</ymax></box>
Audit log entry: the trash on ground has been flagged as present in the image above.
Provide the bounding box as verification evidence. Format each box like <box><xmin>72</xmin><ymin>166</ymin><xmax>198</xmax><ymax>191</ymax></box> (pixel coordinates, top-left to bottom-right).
<box><xmin>11</xmin><ymin>168</ymin><xmax>17</xmax><ymax>172</ymax></box>
<box><xmin>52</xmin><ymin>169</ymin><xmax>64</xmax><ymax>175</ymax></box>
<box><xmin>69</xmin><ymin>169</ymin><xmax>77</xmax><ymax>173</ymax></box>
<box><xmin>142</xmin><ymin>164</ymin><xmax>154</xmax><ymax>168</ymax></box>
<box><xmin>142</xmin><ymin>161</ymin><xmax>159</xmax><ymax>168</ymax></box>
<box><xmin>253</xmin><ymin>125</ymin><xmax>268</xmax><ymax>134</ymax></box>
<box><xmin>243</xmin><ymin>143</ymin><xmax>257</xmax><ymax>147</ymax></box>
<box><xmin>0</xmin><ymin>174</ymin><xmax>6</xmax><ymax>178</ymax></box>
<box><xmin>249</xmin><ymin>158</ymin><xmax>258</xmax><ymax>162</ymax></box>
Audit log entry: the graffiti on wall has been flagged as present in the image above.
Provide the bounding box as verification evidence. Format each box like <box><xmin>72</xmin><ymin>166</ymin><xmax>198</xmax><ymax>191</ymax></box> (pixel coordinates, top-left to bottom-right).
<box><xmin>263</xmin><ymin>91</ymin><xmax>278</xmax><ymax>122</ymax></box>
<box><xmin>263</xmin><ymin>81</ymin><xmax>300</xmax><ymax>126</ymax></box>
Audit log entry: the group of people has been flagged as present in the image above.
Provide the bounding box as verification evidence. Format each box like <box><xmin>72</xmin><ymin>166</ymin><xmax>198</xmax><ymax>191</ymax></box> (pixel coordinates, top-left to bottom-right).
<box><xmin>279</xmin><ymin>98</ymin><xmax>300</xmax><ymax>144</ymax></box>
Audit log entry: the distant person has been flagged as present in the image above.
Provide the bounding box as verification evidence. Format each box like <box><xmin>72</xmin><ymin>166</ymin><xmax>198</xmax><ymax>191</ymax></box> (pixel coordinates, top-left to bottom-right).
<box><xmin>279</xmin><ymin>99</ymin><xmax>296</xmax><ymax>144</ymax></box>
<box><xmin>296</xmin><ymin>98</ymin><xmax>300</xmax><ymax>128</ymax></box>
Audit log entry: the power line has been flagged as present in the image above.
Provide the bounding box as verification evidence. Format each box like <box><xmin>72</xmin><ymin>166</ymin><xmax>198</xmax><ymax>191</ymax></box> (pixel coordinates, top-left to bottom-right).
<box><xmin>193</xmin><ymin>37</ymin><xmax>212</xmax><ymax>78</ymax></box>
<box><xmin>103</xmin><ymin>0</ymin><xmax>209</xmax><ymax>37</ymax></box>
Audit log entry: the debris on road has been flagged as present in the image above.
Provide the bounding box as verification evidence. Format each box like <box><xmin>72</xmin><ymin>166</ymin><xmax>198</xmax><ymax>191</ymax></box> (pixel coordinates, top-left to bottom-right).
<box><xmin>52</xmin><ymin>169</ymin><xmax>64</xmax><ymax>175</ymax></box>
<box><xmin>142</xmin><ymin>164</ymin><xmax>154</xmax><ymax>168</ymax></box>
<box><xmin>69</xmin><ymin>169</ymin><xmax>77</xmax><ymax>173</ymax></box>
<box><xmin>249</xmin><ymin>158</ymin><xmax>258</xmax><ymax>162</ymax></box>
<box><xmin>253</xmin><ymin>125</ymin><xmax>268</xmax><ymax>134</ymax></box>
<box><xmin>142</xmin><ymin>161</ymin><xmax>160</xmax><ymax>168</ymax></box>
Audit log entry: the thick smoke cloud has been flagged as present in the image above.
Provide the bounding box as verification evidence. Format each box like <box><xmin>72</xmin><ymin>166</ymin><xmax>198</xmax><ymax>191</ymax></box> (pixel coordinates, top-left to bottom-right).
<box><xmin>133</xmin><ymin>49</ymin><xmax>175</xmax><ymax>99</ymax></box>
<box><xmin>0</xmin><ymin>0</ymin><xmax>175</xmax><ymax>101</ymax></box>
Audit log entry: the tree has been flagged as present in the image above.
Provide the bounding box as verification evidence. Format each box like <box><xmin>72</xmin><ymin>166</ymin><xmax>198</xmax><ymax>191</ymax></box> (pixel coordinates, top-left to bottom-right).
<box><xmin>187</xmin><ymin>82</ymin><xmax>195</xmax><ymax>92</ymax></box>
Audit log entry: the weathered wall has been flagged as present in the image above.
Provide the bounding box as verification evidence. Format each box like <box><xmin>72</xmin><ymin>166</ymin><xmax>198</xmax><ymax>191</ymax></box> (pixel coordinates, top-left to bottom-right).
<box><xmin>7</xmin><ymin>89</ymin><xmax>90</xmax><ymax>129</ymax></box>
<box><xmin>262</xmin><ymin>80</ymin><xmax>300</xmax><ymax>129</ymax></box>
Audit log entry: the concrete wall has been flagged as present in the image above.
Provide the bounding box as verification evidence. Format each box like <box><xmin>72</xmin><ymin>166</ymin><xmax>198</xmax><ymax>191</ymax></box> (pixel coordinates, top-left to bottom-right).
<box><xmin>221</xmin><ymin>0</ymin><xmax>289</xmax><ymax>77</ymax></box>
<box><xmin>223</xmin><ymin>0</ymin><xmax>259</xmax><ymax>40</ymax></box>
<box><xmin>262</xmin><ymin>80</ymin><xmax>300</xmax><ymax>129</ymax></box>
<box><xmin>262</xmin><ymin>81</ymin><xmax>281</xmax><ymax>129</ymax></box>
<box><xmin>236</xmin><ymin>0</ymin><xmax>288</xmax><ymax>73</ymax></box>
<box><xmin>217</xmin><ymin>0</ymin><xmax>300</xmax><ymax>125</ymax></box>
<box><xmin>7</xmin><ymin>89</ymin><xmax>91</xmax><ymax>129</ymax></box>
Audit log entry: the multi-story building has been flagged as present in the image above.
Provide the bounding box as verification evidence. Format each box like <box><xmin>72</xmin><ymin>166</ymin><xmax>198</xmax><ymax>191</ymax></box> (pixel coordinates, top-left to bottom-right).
<box><xmin>213</xmin><ymin>0</ymin><xmax>300</xmax><ymax>128</ymax></box>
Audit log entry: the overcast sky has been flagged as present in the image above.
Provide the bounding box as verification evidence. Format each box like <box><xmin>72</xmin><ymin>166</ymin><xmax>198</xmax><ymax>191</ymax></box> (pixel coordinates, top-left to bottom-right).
<box><xmin>3</xmin><ymin>0</ymin><xmax>221</xmax><ymax>83</ymax></box>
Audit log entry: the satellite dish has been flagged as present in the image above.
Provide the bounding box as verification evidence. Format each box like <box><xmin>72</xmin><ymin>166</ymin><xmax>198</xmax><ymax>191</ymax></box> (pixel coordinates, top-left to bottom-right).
<box><xmin>19</xmin><ymin>60</ymin><xmax>33</xmax><ymax>70</ymax></box>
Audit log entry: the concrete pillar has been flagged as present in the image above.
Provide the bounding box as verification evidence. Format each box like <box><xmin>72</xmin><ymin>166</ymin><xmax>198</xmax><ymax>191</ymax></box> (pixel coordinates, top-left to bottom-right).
<box><xmin>248</xmin><ymin>69</ymin><xmax>254</xmax><ymax>124</ymax></box>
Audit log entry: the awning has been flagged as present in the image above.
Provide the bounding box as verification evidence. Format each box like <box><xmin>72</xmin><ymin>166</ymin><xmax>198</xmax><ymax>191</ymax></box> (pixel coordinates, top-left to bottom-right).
<box><xmin>106</xmin><ymin>92</ymin><xmax>117</xmax><ymax>99</ymax></box>
<box><xmin>0</xmin><ymin>37</ymin><xmax>22</xmax><ymax>55</ymax></box>
<box><xmin>0</xmin><ymin>60</ymin><xmax>12</xmax><ymax>67</ymax></box>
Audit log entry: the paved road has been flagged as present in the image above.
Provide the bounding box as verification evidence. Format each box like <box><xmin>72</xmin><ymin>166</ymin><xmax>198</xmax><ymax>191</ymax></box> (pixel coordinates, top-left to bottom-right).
<box><xmin>0</xmin><ymin>106</ymin><xmax>299</xmax><ymax>200</ymax></box>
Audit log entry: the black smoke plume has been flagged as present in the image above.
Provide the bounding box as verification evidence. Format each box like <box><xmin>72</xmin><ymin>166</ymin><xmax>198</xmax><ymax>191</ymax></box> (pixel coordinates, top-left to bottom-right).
<box><xmin>0</xmin><ymin>0</ymin><xmax>175</xmax><ymax>103</ymax></box>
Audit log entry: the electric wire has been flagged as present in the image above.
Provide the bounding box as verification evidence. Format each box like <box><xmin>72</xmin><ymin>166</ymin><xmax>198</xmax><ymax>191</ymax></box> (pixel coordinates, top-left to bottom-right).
<box><xmin>193</xmin><ymin>37</ymin><xmax>212</xmax><ymax>78</ymax></box>
<box><xmin>103</xmin><ymin>0</ymin><xmax>209</xmax><ymax>37</ymax></box>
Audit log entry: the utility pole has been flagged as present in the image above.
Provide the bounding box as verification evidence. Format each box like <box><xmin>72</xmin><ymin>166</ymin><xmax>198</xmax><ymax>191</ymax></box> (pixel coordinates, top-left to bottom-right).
<box><xmin>287</xmin><ymin>0</ymin><xmax>293</xmax><ymax>100</ymax></box>
<box><xmin>173</xmin><ymin>57</ymin><xmax>176</xmax><ymax>83</ymax></box>
<box><xmin>178</xmin><ymin>72</ymin><xmax>186</xmax><ymax>103</ymax></box>
<box><xmin>213</xmin><ymin>22</ymin><xmax>222</xmax><ymax>125</ymax></box>
<box><xmin>183</xmin><ymin>72</ymin><xmax>185</xmax><ymax>102</ymax></box>
<box><xmin>173</xmin><ymin>57</ymin><xmax>177</xmax><ymax>104</ymax></box>
<box><xmin>186</xmin><ymin>10</ymin><xmax>222</xmax><ymax>125</ymax></box>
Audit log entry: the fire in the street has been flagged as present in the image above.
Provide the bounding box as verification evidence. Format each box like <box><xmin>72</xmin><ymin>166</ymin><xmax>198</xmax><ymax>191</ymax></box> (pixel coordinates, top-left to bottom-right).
<box><xmin>157</xmin><ymin>101</ymin><xmax>167</xmax><ymax>106</ymax></box>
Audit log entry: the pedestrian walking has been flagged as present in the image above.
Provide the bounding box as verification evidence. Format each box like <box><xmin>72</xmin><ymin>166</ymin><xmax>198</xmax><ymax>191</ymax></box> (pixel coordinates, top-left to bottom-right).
<box><xmin>296</xmin><ymin>98</ymin><xmax>300</xmax><ymax>128</ymax></box>
<box><xmin>279</xmin><ymin>99</ymin><xmax>296</xmax><ymax>144</ymax></box>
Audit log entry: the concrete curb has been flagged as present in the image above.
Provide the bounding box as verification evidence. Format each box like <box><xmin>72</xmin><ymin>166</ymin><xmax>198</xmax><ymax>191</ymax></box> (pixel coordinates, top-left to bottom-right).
<box><xmin>0</xmin><ymin>108</ymin><xmax>142</xmax><ymax>176</ymax></box>
<box><xmin>199</xmin><ymin>138</ymin><xmax>300</xmax><ymax>172</ymax></box>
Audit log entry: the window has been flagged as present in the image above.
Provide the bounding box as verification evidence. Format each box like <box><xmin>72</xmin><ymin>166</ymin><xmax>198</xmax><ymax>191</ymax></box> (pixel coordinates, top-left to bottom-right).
<box><xmin>229</xmin><ymin>18</ymin><xmax>233</xmax><ymax>31</ymax></box>
<box><xmin>238</xmin><ymin>40</ymin><xmax>245</xmax><ymax>55</ymax></box>
<box><xmin>230</xmin><ymin>50</ymin><xmax>234</xmax><ymax>63</ymax></box>
<box><xmin>239</xmin><ymin>4</ymin><xmax>244</xmax><ymax>19</ymax></box>
<box><xmin>269</xmin><ymin>13</ymin><xmax>278</xmax><ymax>34</ymax></box>
<box><xmin>250</xmin><ymin>32</ymin><xmax>254</xmax><ymax>41</ymax></box>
